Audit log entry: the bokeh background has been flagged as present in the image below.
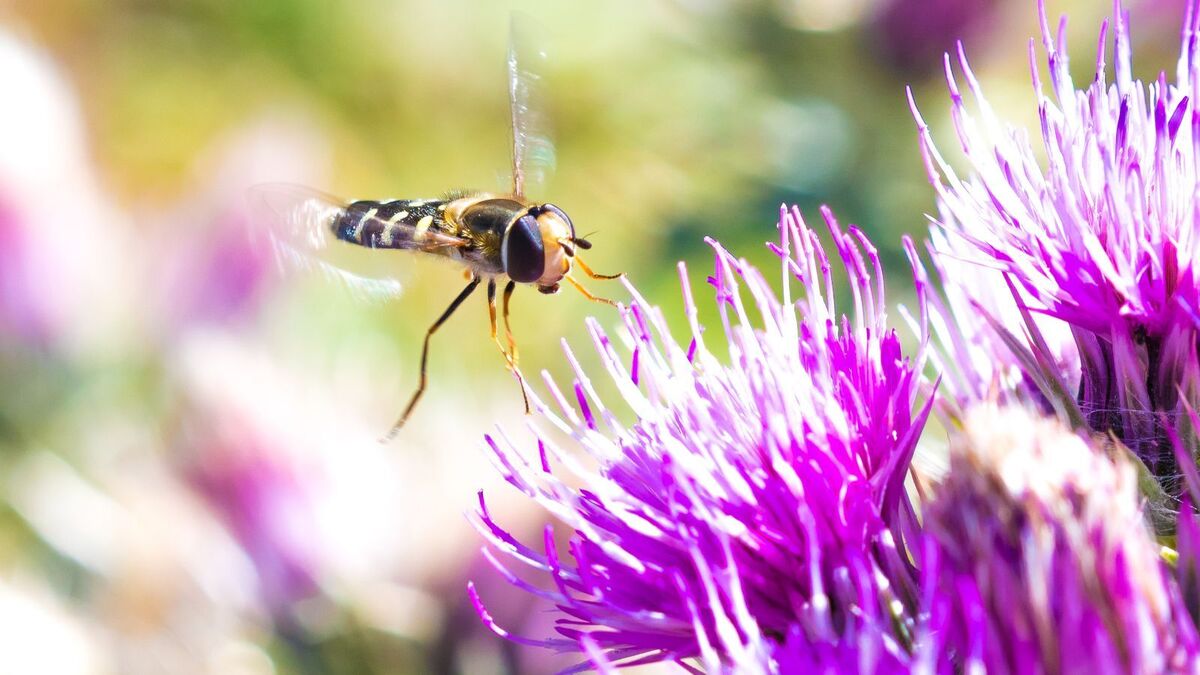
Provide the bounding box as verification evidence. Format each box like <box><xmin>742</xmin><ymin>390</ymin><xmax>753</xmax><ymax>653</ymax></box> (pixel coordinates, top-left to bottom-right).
<box><xmin>0</xmin><ymin>0</ymin><xmax>1187</xmax><ymax>672</ymax></box>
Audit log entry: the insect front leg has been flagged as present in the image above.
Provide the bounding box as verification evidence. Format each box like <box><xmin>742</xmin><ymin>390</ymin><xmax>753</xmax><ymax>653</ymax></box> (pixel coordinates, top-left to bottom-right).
<box><xmin>556</xmin><ymin>238</ymin><xmax>623</xmax><ymax>281</ymax></box>
<box><xmin>565</xmin><ymin>274</ymin><xmax>620</xmax><ymax>307</ymax></box>
<box><xmin>487</xmin><ymin>279</ymin><xmax>530</xmax><ymax>415</ymax></box>
<box><xmin>383</xmin><ymin>276</ymin><xmax>481</xmax><ymax>441</ymax></box>
<box><xmin>573</xmin><ymin>255</ymin><xmax>623</xmax><ymax>281</ymax></box>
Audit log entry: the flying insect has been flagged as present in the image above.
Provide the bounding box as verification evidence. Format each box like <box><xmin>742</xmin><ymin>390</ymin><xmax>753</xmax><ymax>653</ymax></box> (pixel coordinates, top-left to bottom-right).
<box><xmin>251</xmin><ymin>23</ymin><xmax>621</xmax><ymax>440</ymax></box>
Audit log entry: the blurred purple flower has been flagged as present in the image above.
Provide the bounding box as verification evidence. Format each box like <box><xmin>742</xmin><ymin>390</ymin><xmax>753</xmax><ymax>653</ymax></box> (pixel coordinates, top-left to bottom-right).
<box><xmin>869</xmin><ymin>0</ymin><xmax>1001</xmax><ymax>75</ymax></box>
<box><xmin>173</xmin><ymin>335</ymin><xmax>405</xmax><ymax>618</ymax></box>
<box><xmin>153</xmin><ymin>116</ymin><xmax>329</xmax><ymax>334</ymax></box>
<box><xmin>0</xmin><ymin>195</ymin><xmax>51</xmax><ymax>343</ymax></box>
<box><xmin>911</xmin><ymin>1</ymin><xmax>1200</xmax><ymax>493</ymax></box>
<box><xmin>157</xmin><ymin>208</ymin><xmax>271</xmax><ymax>332</ymax></box>
<box><xmin>188</xmin><ymin>436</ymin><xmax>322</xmax><ymax>613</ymax></box>
<box><xmin>916</xmin><ymin>405</ymin><xmax>1200</xmax><ymax>673</ymax></box>
<box><xmin>471</xmin><ymin>205</ymin><xmax>933</xmax><ymax>670</ymax></box>
<box><xmin>179</xmin><ymin>370</ymin><xmax>324</xmax><ymax>614</ymax></box>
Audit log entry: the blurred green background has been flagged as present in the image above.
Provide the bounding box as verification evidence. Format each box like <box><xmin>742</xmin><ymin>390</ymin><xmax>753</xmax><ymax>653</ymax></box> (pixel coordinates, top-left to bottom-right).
<box><xmin>0</xmin><ymin>0</ymin><xmax>1186</xmax><ymax>672</ymax></box>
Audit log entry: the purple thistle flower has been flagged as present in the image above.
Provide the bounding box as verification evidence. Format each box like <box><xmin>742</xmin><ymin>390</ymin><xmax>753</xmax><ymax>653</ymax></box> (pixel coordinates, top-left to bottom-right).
<box><xmin>910</xmin><ymin>0</ymin><xmax>1200</xmax><ymax>491</ymax></box>
<box><xmin>916</xmin><ymin>404</ymin><xmax>1200</xmax><ymax>673</ymax></box>
<box><xmin>471</xmin><ymin>205</ymin><xmax>934</xmax><ymax>670</ymax></box>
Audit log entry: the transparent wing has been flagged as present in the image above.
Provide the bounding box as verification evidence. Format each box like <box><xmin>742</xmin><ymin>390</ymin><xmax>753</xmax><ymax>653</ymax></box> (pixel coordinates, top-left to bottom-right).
<box><xmin>246</xmin><ymin>183</ymin><xmax>467</xmax><ymax>303</ymax></box>
<box><xmin>508</xmin><ymin>13</ymin><xmax>556</xmax><ymax>198</ymax></box>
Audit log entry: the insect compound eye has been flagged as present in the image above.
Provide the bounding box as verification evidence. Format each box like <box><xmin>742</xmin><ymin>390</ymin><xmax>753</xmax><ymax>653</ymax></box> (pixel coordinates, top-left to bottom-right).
<box><xmin>542</xmin><ymin>203</ymin><xmax>575</xmax><ymax>240</ymax></box>
<box><xmin>502</xmin><ymin>214</ymin><xmax>545</xmax><ymax>283</ymax></box>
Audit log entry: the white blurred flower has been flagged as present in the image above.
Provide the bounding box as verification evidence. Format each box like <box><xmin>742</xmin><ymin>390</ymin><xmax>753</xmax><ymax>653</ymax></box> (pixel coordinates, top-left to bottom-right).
<box><xmin>6</xmin><ymin>450</ymin><xmax>262</xmax><ymax>674</ymax></box>
<box><xmin>172</xmin><ymin>331</ymin><xmax>407</xmax><ymax>615</ymax></box>
<box><xmin>0</xmin><ymin>30</ymin><xmax>130</xmax><ymax>351</ymax></box>
<box><xmin>0</xmin><ymin>576</ymin><xmax>108</xmax><ymax>675</ymax></box>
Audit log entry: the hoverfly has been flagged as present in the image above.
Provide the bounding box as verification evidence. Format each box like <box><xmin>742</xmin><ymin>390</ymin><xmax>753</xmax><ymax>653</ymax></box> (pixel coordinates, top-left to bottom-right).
<box><xmin>251</xmin><ymin>21</ymin><xmax>621</xmax><ymax>440</ymax></box>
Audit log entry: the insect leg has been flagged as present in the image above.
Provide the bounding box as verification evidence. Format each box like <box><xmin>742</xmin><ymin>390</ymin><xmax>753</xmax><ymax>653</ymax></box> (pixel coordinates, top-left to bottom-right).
<box><xmin>383</xmin><ymin>276</ymin><xmax>481</xmax><ymax>441</ymax></box>
<box><xmin>502</xmin><ymin>281</ymin><xmax>530</xmax><ymax>414</ymax></box>
<box><xmin>565</xmin><ymin>274</ymin><xmax>620</xmax><ymax>307</ymax></box>
<box><xmin>487</xmin><ymin>279</ymin><xmax>530</xmax><ymax>414</ymax></box>
<box><xmin>486</xmin><ymin>280</ymin><xmax>512</xmax><ymax>365</ymax></box>
<box><xmin>502</xmin><ymin>280</ymin><xmax>519</xmax><ymax>363</ymax></box>
<box><xmin>573</xmin><ymin>256</ymin><xmax>623</xmax><ymax>280</ymax></box>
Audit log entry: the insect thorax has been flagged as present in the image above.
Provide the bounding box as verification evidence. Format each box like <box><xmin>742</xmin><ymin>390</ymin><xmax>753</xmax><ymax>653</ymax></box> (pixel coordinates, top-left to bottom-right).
<box><xmin>445</xmin><ymin>194</ymin><xmax>534</xmax><ymax>274</ymax></box>
<box><xmin>455</xmin><ymin>197</ymin><xmax>527</xmax><ymax>239</ymax></box>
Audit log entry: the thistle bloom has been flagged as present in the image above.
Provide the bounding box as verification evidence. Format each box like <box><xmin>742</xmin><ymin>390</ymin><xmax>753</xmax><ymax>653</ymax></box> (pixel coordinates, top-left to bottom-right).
<box><xmin>471</xmin><ymin>205</ymin><xmax>933</xmax><ymax>670</ymax></box>
<box><xmin>917</xmin><ymin>405</ymin><xmax>1200</xmax><ymax>672</ymax></box>
<box><xmin>911</xmin><ymin>0</ymin><xmax>1200</xmax><ymax>491</ymax></box>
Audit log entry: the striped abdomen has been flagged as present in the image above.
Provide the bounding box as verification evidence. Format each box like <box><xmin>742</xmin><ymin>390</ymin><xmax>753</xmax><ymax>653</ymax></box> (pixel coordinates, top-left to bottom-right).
<box><xmin>333</xmin><ymin>199</ymin><xmax>452</xmax><ymax>250</ymax></box>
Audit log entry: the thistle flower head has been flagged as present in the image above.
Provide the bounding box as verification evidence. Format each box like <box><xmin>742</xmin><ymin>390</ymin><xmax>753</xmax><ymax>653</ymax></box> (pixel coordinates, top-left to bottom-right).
<box><xmin>912</xmin><ymin>1</ymin><xmax>1200</xmax><ymax>484</ymax></box>
<box><xmin>471</xmin><ymin>205</ymin><xmax>933</xmax><ymax>670</ymax></box>
<box><xmin>918</xmin><ymin>404</ymin><xmax>1200</xmax><ymax>673</ymax></box>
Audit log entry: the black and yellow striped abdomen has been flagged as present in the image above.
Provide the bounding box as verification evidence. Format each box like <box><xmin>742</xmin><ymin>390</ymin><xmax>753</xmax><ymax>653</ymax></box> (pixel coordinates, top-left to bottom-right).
<box><xmin>333</xmin><ymin>199</ymin><xmax>451</xmax><ymax>250</ymax></box>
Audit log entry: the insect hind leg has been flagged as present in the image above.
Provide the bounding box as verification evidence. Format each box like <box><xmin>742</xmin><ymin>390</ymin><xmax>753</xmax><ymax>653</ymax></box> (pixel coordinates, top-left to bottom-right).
<box><xmin>382</xmin><ymin>276</ymin><xmax>481</xmax><ymax>441</ymax></box>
